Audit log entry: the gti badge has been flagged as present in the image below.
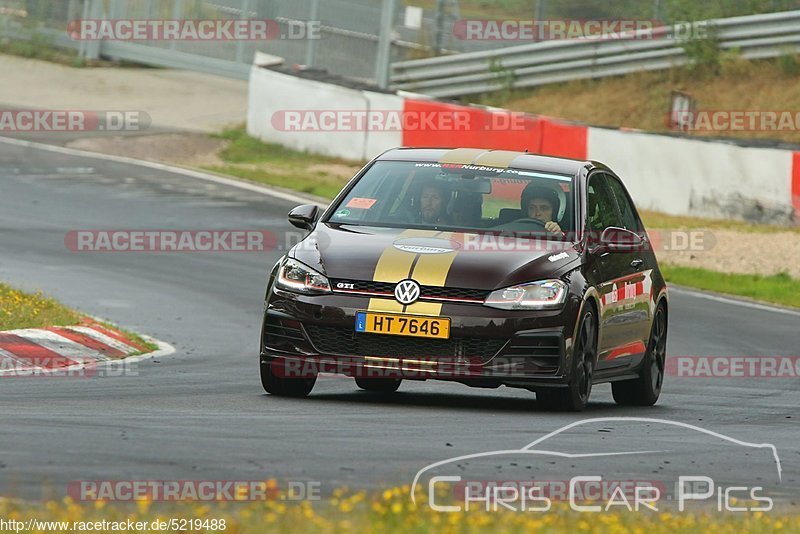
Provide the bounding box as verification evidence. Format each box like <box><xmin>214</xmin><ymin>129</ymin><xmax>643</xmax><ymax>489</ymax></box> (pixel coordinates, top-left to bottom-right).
<box><xmin>394</xmin><ymin>279</ymin><xmax>421</xmax><ymax>305</ymax></box>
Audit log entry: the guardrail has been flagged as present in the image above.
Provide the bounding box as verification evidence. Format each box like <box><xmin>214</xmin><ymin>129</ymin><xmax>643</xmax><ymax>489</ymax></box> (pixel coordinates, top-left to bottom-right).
<box><xmin>390</xmin><ymin>10</ymin><xmax>800</xmax><ymax>97</ymax></box>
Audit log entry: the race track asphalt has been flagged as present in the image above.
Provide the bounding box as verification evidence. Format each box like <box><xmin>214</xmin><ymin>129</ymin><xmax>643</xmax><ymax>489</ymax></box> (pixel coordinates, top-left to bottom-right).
<box><xmin>1</xmin><ymin>137</ymin><xmax>798</xmax><ymax>508</ymax></box>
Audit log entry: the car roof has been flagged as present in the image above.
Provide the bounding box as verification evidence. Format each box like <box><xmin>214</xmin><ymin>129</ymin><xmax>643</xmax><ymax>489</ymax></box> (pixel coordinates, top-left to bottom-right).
<box><xmin>377</xmin><ymin>147</ymin><xmax>595</xmax><ymax>176</ymax></box>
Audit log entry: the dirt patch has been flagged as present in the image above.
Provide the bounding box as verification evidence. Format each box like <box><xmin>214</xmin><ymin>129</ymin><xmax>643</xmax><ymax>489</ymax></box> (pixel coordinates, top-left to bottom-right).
<box><xmin>656</xmin><ymin>229</ymin><xmax>800</xmax><ymax>278</ymax></box>
<box><xmin>66</xmin><ymin>133</ymin><xmax>228</xmax><ymax>167</ymax></box>
<box><xmin>0</xmin><ymin>54</ymin><xmax>247</xmax><ymax>132</ymax></box>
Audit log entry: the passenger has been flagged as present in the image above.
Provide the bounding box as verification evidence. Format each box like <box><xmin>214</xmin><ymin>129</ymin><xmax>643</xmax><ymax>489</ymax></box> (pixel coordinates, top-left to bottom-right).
<box><xmin>520</xmin><ymin>184</ymin><xmax>564</xmax><ymax>236</ymax></box>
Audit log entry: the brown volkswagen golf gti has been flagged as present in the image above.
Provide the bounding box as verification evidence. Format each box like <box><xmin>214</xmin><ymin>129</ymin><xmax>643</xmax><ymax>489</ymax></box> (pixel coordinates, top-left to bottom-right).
<box><xmin>260</xmin><ymin>148</ymin><xmax>668</xmax><ymax>411</ymax></box>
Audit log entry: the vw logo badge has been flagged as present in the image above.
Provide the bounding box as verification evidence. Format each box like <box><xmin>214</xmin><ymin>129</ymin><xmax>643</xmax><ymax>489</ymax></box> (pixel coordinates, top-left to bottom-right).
<box><xmin>394</xmin><ymin>279</ymin><xmax>421</xmax><ymax>305</ymax></box>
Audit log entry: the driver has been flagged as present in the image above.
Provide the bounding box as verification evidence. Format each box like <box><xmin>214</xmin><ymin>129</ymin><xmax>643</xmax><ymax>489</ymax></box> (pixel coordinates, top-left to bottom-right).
<box><xmin>417</xmin><ymin>183</ymin><xmax>451</xmax><ymax>224</ymax></box>
<box><xmin>520</xmin><ymin>184</ymin><xmax>564</xmax><ymax>236</ymax></box>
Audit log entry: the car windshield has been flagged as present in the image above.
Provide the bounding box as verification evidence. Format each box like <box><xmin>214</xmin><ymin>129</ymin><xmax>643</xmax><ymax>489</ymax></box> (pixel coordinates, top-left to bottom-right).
<box><xmin>326</xmin><ymin>160</ymin><xmax>575</xmax><ymax>239</ymax></box>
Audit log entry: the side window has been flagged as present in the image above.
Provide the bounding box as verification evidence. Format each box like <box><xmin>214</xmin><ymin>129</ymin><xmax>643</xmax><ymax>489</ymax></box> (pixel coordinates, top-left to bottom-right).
<box><xmin>586</xmin><ymin>173</ymin><xmax>623</xmax><ymax>232</ymax></box>
<box><xmin>606</xmin><ymin>177</ymin><xmax>643</xmax><ymax>232</ymax></box>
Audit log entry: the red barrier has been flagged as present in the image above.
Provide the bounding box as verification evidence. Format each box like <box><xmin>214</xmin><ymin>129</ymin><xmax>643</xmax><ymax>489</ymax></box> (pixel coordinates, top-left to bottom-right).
<box><xmin>539</xmin><ymin>118</ymin><xmax>588</xmax><ymax>159</ymax></box>
<box><xmin>401</xmin><ymin>99</ymin><xmax>541</xmax><ymax>151</ymax></box>
<box><xmin>400</xmin><ymin>100</ymin><xmax>588</xmax><ymax>160</ymax></box>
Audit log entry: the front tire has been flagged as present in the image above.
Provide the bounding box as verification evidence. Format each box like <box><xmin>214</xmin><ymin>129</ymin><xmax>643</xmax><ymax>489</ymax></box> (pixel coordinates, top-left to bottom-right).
<box><xmin>260</xmin><ymin>358</ymin><xmax>316</xmax><ymax>397</ymax></box>
<box><xmin>538</xmin><ymin>306</ymin><xmax>597</xmax><ymax>412</ymax></box>
<box><xmin>612</xmin><ymin>303</ymin><xmax>667</xmax><ymax>406</ymax></box>
<box><xmin>355</xmin><ymin>378</ymin><xmax>402</xmax><ymax>393</ymax></box>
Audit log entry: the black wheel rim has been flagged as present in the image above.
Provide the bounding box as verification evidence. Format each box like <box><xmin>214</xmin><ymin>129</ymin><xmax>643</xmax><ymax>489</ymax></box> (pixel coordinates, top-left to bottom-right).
<box><xmin>649</xmin><ymin>308</ymin><xmax>667</xmax><ymax>393</ymax></box>
<box><xmin>575</xmin><ymin>312</ymin><xmax>596</xmax><ymax>403</ymax></box>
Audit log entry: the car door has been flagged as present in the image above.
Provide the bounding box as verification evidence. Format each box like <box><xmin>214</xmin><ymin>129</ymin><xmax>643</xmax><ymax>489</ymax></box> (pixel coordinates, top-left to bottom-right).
<box><xmin>605</xmin><ymin>174</ymin><xmax>654</xmax><ymax>361</ymax></box>
<box><xmin>583</xmin><ymin>172</ymin><xmax>646</xmax><ymax>370</ymax></box>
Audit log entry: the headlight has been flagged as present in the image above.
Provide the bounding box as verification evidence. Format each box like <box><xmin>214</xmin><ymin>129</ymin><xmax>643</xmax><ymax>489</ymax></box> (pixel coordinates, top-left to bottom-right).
<box><xmin>275</xmin><ymin>258</ymin><xmax>331</xmax><ymax>295</ymax></box>
<box><xmin>483</xmin><ymin>279</ymin><xmax>567</xmax><ymax>310</ymax></box>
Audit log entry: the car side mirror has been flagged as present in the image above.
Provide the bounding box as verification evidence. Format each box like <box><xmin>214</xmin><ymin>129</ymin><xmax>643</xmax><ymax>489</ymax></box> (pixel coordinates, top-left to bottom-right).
<box><xmin>288</xmin><ymin>204</ymin><xmax>319</xmax><ymax>230</ymax></box>
<box><xmin>599</xmin><ymin>226</ymin><xmax>644</xmax><ymax>253</ymax></box>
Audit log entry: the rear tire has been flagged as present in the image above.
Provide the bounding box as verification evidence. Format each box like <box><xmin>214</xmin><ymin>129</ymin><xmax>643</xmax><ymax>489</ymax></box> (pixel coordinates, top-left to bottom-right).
<box><xmin>355</xmin><ymin>378</ymin><xmax>402</xmax><ymax>393</ymax></box>
<box><xmin>537</xmin><ymin>306</ymin><xmax>597</xmax><ymax>412</ymax></box>
<box><xmin>260</xmin><ymin>358</ymin><xmax>316</xmax><ymax>397</ymax></box>
<box><xmin>612</xmin><ymin>303</ymin><xmax>667</xmax><ymax>406</ymax></box>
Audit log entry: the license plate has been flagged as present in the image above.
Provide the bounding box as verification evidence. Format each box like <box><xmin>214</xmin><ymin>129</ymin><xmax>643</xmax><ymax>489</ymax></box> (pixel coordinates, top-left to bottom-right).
<box><xmin>355</xmin><ymin>311</ymin><xmax>450</xmax><ymax>339</ymax></box>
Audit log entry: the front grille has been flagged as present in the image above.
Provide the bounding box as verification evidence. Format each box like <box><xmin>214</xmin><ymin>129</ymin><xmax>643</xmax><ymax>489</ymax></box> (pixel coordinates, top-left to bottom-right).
<box><xmin>501</xmin><ymin>334</ymin><xmax>563</xmax><ymax>374</ymax></box>
<box><xmin>303</xmin><ymin>324</ymin><xmax>506</xmax><ymax>363</ymax></box>
<box><xmin>330</xmin><ymin>279</ymin><xmax>489</xmax><ymax>302</ymax></box>
<box><xmin>263</xmin><ymin>317</ymin><xmax>305</xmax><ymax>351</ymax></box>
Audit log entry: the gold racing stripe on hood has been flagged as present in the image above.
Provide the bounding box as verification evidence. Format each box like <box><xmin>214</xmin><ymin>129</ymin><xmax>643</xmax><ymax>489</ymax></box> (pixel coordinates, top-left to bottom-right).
<box><xmin>371</xmin><ymin>229</ymin><xmax>438</xmax><ymax>283</ymax></box>
<box><xmin>402</xmin><ymin>232</ymin><xmax>458</xmax><ymax>316</ymax></box>
<box><xmin>439</xmin><ymin>148</ymin><xmax>522</xmax><ymax>168</ymax></box>
<box><xmin>472</xmin><ymin>150</ymin><xmax>521</xmax><ymax>169</ymax></box>
<box><xmin>438</xmin><ymin>148</ymin><xmax>489</xmax><ymax>165</ymax></box>
<box><xmin>368</xmin><ymin>229</ymin><xmax>437</xmax><ymax>312</ymax></box>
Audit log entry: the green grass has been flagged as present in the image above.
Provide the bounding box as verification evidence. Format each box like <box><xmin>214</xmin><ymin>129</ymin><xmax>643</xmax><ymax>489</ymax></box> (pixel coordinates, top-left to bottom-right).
<box><xmin>212</xmin><ymin>128</ymin><xmax>329</xmax><ymax>164</ymax></box>
<box><xmin>2</xmin><ymin>485</ymin><xmax>798</xmax><ymax>533</ymax></box>
<box><xmin>0</xmin><ymin>282</ymin><xmax>82</xmax><ymax>330</ymax></box>
<box><xmin>661</xmin><ymin>266</ymin><xmax>800</xmax><ymax>308</ymax></box>
<box><xmin>0</xmin><ymin>33</ymin><xmax>87</xmax><ymax>67</ymax></box>
<box><xmin>205</xmin><ymin>128</ymin><xmax>362</xmax><ymax>199</ymax></box>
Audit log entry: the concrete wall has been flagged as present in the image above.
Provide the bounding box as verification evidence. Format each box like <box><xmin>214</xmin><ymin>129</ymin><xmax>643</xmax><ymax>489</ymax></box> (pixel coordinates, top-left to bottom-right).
<box><xmin>247</xmin><ymin>66</ymin><xmax>403</xmax><ymax>161</ymax></box>
<box><xmin>587</xmin><ymin>128</ymin><xmax>796</xmax><ymax>223</ymax></box>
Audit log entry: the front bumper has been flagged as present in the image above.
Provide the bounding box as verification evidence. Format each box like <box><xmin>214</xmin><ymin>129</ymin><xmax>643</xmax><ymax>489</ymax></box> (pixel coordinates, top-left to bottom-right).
<box><xmin>260</xmin><ymin>288</ymin><xmax>582</xmax><ymax>389</ymax></box>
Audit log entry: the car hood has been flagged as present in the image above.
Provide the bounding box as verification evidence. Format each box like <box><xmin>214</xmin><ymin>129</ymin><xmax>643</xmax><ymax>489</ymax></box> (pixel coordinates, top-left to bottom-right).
<box><xmin>291</xmin><ymin>224</ymin><xmax>580</xmax><ymax>290</ymax></box>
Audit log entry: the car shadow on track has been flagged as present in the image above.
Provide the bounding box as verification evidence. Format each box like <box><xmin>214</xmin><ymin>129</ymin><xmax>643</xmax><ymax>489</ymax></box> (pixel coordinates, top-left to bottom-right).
<box><xmin>260</xmin><ymin>388</ymin><xmax>669</xmax><ymax>414</ymax></box>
